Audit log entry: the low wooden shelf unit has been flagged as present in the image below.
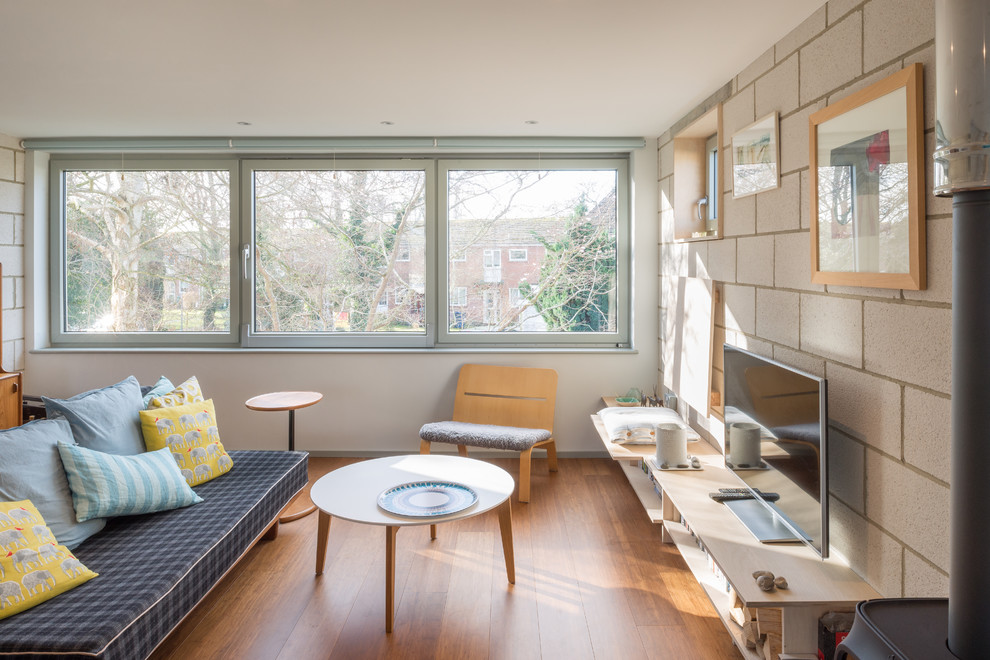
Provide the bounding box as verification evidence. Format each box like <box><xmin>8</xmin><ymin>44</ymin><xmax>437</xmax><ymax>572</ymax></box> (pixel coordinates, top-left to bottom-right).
<box><xmin>593</xmin><ymin>407</ymin><xmax>878</xmax><ymax>659</ymax></box>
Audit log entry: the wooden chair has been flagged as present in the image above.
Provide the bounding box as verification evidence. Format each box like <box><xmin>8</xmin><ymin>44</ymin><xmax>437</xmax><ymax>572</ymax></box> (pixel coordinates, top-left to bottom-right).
<box><xmin>419</xmin><ymin>364</ymin><xmax>558</xmax><ymax>503</ymax></box>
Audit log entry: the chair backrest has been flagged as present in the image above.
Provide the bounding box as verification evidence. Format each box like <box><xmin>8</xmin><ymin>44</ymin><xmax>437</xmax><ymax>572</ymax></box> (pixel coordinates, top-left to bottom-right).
<box><xmin>452</xmin><ymin>364</ymin><xmax>557</xmax><ymax>434</ymax></box>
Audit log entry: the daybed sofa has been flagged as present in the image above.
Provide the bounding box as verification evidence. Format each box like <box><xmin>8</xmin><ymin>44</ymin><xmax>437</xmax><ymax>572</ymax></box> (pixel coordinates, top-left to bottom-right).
<box><xmin>0</xmin><ymin>449</ymin><xmax>308</xmax><ymax>660</ymax></box>
<box><xmin>0</xmin><ymin>375</ymin><xmax>309</xmax><ymax>660</ymax></box>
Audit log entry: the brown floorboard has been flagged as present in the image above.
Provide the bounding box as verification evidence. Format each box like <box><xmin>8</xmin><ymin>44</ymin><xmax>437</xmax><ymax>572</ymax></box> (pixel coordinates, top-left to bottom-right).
<box><xmin>148</xmin><ymin>456</ymin><xmax>743</xmax><ymax>660</ymax></box>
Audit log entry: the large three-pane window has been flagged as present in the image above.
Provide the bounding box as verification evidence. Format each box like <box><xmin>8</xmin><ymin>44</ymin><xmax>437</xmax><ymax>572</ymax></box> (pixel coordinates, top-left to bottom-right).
<box><xmin>50</xmin><ymin>156</ymin><xmax>628</xmax><ymax>348</ymax></box>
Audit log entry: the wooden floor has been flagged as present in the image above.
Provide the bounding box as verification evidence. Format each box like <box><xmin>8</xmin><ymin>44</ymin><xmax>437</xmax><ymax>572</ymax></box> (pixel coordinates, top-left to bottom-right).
<box><xmin>150</xmin><ymin>457</ymin><xmax>740</xmax><ymax>660</ymax></box>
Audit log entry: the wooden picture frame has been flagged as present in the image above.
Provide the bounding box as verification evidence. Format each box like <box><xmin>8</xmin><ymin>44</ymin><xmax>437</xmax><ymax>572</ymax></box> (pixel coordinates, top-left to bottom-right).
<box><xmin>809</xmin><ymin>63</ymin><xmax>925</xmax><ymax>289</ymax></box>
<box><xmin>731</xmin><ymin>112</ymin><xmax>780</xmax><ymax>198</ymax></box>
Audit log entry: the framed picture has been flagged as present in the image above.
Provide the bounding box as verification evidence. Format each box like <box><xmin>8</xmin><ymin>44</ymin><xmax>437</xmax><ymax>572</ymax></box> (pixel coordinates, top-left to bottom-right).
<box><xmin>731</xmin><ymin>112</ymin><xmax>779</xmax><ymax>197</ymax></box>
<box><xmin>809</xmin><ymin>63</ymin><xmax>925</xmax><ymax>289</ymax></box>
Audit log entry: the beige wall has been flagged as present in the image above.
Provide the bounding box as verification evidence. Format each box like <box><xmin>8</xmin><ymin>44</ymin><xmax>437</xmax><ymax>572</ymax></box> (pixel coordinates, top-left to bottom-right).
<box><xmin>659</xmin><ymin>0</ymin><xmax>948</xmax><ymax>598</ymax></box>
<box><xmin>14</xmin><ymin>145</ymin><xmax>660</xmax><ymax>458</ymax></box>
<box><xmin>0</xmin><ymin>134</ymin><xmax>25</xmax><ymax>373</ymax></box>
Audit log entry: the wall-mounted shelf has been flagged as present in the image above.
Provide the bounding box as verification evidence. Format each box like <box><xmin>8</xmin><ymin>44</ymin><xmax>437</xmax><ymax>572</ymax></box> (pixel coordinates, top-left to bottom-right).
<box><xmin>673</xmin><ymin>104</ymin><xmax>723</xmax><ymax>242</ymax></box>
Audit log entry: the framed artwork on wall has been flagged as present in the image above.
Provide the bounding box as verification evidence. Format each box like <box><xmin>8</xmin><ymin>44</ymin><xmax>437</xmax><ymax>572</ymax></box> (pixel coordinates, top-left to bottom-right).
<box><xmin>809</xmin><ymin>63</ymin><xmax>926</xmax><ymax>290</ymax></box>
<box><xmin>731</xmin><ymin>112</ymin><xmax>779</xmax><ymax>198</ymax></box>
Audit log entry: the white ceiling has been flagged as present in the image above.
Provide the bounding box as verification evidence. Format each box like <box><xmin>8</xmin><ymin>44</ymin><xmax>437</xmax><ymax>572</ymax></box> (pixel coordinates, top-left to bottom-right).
<box><xmin>0</xmin><ymin>0</ymin><xmax>825</xmax><ymax>140</ymax></box>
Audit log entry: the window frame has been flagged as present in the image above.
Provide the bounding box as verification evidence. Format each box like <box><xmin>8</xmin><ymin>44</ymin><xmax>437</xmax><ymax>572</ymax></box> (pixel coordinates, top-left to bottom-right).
<box><xmin>239</xmin><ymin>159</ymin><xmax>436</xmax><ymax>349</ymax></box>
<box><xmin>47</xmin><ymin>153</ymin><xmax>631</xmax><ymax>350</ymax></box>
<box><xmin>437</xmin><ymin>158</ymin><xmax>630</xmax><ymax>348</ymax></box>
<box><xmin>48</xmin><ymin>156</ymin><xmax>241</xmax><ymax>348</ymax></box>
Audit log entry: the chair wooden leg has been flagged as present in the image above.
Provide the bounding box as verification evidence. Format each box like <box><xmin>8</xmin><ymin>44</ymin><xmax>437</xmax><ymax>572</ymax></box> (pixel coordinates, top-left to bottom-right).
<box><xmin>518</xmin><ymin>447</ymin><xmax>533</xmax><ymax>503</ymax></box>
<box><xmin>546</xmin><ymin>439</ymin><xmax>558</xmax><ymax>472</ymax></box>
<box><xmin>420</xmin><ymin>439</ymin><xmax>431</xmax><ymax>454</ymax></box>
<box><xmin>457</xmin><ymin>444</ymin><xmax>469</xmax><ymax>457</ymax></box>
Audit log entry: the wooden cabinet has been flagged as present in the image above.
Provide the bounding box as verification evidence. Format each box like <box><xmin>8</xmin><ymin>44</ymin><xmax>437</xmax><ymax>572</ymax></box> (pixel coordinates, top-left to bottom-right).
<box><xmin>0</xmin><ymin>371</ymin><xmax>22</xmax><ymax>430</ymax></box>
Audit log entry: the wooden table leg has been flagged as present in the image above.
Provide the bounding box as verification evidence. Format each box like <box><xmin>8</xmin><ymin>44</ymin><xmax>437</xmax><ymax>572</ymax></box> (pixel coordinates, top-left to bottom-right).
<box><xmin>316</xmin><ymin>511</ymin><xmax>331</xmax><ymax>575</ymax></box>
<box><xmin>385</xmin><ymin>525</ymin><xmax>399</xmax><ymax>633</ymax></box>
<box><xmin>497</xmin><ymin>500</ymin><xmax>515</xmax><ymax>584</ymax></box>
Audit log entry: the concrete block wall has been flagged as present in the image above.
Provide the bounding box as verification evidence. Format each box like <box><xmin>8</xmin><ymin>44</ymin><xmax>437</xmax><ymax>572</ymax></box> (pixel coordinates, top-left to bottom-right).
<box><xmin>0</xmin><ymin>133</ymin><xmax>25</xmax><ymax>372</ymax></box>
<box><xmin>658</xmin><ymin>0</ymin><xmax>948</xmax><ymax>598</ymax></box>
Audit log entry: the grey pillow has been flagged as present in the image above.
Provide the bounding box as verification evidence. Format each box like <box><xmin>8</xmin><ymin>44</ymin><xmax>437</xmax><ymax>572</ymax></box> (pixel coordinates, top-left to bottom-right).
<box><xmin>43</xmin><ymin>375</ymin><xmax>145</xmax><ymax>455</ymax></box>
<box><xmin>0</xmin><ymin>418</ymin><xmax>106</xmax><ymax>549</ymax></box>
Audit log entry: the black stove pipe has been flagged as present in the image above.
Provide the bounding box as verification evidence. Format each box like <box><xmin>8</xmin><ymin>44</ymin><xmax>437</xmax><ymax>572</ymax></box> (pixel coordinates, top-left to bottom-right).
<box><xmin>936</xmin><ymin>0</ymin><xmax>990</xmax><ymax>657</ymax></box>
<box><xmin>949</xmin><ymin>190</ymin><xmax>990</xmax><ymax>658</ymax></box>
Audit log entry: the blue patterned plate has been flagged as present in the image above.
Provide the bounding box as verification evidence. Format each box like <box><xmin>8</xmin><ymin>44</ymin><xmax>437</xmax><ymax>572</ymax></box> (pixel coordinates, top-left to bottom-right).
<box><xmin>377</xmin><ymin>481</ymin><xmax>479</xmax><ymax>517</ymax></box>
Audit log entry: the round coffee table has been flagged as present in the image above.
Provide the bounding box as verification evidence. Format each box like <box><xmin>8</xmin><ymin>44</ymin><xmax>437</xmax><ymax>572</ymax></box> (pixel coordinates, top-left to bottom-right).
<box><xmin>311</xmin><ymin>454</ymin><xmax>515</xmax><ymax>633</ymax></box>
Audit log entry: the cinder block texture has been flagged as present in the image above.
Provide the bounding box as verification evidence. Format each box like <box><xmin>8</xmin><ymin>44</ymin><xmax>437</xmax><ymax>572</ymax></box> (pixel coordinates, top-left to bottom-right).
<box><xmin>706</xmin><ymin>237</ymin><xmax>737</xmax><ymax>283</ymax></box>
<box><xmin>756</xmin><ymin>172</ymin><xmax>801</xmax><ymax>234</ymax></box>
<box><xmin>737</xmin><ymin>47</ymin><xmax>775</xmax><ymax>91</ymax></box>
<box><xmin>755</xmin><ymin>288</ymin><xmax>799</xmax><ymax>347</ymax></box>
<box><xmin>828</xmin><ymin>362</ymin><xmax>901</xmax><ymax>457</ymax></box>
<box><xmin>0</xmin><ymin>182</ymin><xmax>23</xmax><ymax>215</ymax></box>
<box><xmin>903</xmin><ymin>387</ymin><xmax>950</xmax><ymax>482</ymax></box>
<box><xmin>736</xmin><ymin>235</ymin><xmax>774</xmax><ymax>286</ymax></box>
<box><xmin>722</xmin><ymin>192</ymin><xmax>756</xmax><ymax>237</ymax></box>
<box><xmin>800</xmin><ymin>12</ymin><xmax>863</xmax><ymax>104</ymax></box>
<box><xmin>756</xmin><ymin>54</ymin><xmax>800</xmax><ymax>118</ymax></box>
<box><xmin>723</xmin><ymin>284</ymin><xmax>755</xmax><ymax>335</ymax></box>
<box><xmin>776</xmin><ymin>5</ymin><xmax>827</xmax><ymax>61</ymax></box>
<box><xmin>864</xmin><ymin>301</ymin><xmax>951</xmax><ymax>393</ymax></box>
<box><xmin>904</xmin><ymin>551</ymin><xmax>949</xmax><ymax>597</ymax></box>
<box><xmin>774</xmin><ymin>231</ymin><xmax>824</xmax><ymax>292</ymax></box>
<box><xmin>828</xmin><ymin>427</ymin><xmax>866</xmax><ymax>513</ymax></box>
<box><xmin>866</xmin><ymin>450</ymin><xmax>950</xmax><ymax>568</ymax></box>
<box><xmin>800</xmin><ymin>294</ymin><xmax>862</xmax><ymax>366</ymax></box>
<box><xmin>863</xmin><ymin>0</ymin><xmax>934</xmax><ymax>71</ymax></box>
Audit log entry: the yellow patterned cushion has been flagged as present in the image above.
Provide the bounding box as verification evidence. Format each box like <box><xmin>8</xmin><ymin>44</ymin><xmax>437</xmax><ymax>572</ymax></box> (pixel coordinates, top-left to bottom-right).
<box><xmin>139</xmin><ymin>399</ymin><xmax>233</xmax><ymax>486</ymax></box>
<box><xmin>0</xmin><ymin>500</ymin><xmax>97</xmax><ymax>620</ymax></box>
<box><xmin>147</xmin><ymin>375</ymin><xmax>205</xmax><ymax>409</ymax></box>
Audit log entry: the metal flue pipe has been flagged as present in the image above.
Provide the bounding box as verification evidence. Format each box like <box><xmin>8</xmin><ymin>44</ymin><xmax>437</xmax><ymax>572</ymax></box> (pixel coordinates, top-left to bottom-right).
<box><xmin>935</xmin><ymin>0</ymin><xmax>990</xmax><ymax>657</ymax></box>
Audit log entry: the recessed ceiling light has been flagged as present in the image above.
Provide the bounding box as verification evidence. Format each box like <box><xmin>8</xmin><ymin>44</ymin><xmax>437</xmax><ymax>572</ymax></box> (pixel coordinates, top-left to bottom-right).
<box><xmin>380</xmin><ymin>120</ymin><xmax>395</xmax><ymax>126</ymax></box>
<box><xmin>525</xmin><ymin>120</ymin><xmax>539</xmax><ymax>125</ymax></box>
<box><xmin>236</xmin><ymin>121</ymin><xmax>252</xmax><ymax>126</ymax></box>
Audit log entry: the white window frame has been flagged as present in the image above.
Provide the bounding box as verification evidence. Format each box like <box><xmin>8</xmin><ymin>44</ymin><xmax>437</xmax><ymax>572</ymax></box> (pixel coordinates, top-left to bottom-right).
<box><xmin>450</xmin><ymin>286</ymin><xmax>468</xmax><ymax>307</ymax></box>
<box><xmin>508</xmin><ymin>248</ymin><xmax>528</xmax><ymax>262</ymax></box>
<box><xmin>46</xmin><ymin>153</ymin><xmax>630</xmax><ymax>350</ymax></box>
<box><xmin>438</xmin><ymin>158</ymin><xmax>630</xmax><ymax>348</ymax></box>
<box><xmin>48</xmin><ymin>156</ymin><xmax>241</xmax><ymax>348</ymax></box>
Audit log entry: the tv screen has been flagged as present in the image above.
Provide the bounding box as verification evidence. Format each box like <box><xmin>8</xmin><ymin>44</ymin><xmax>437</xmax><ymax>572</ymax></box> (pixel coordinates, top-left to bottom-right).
<box><xmin>722</xmin><ymin>344</ymin><xmax>829</xmax><ymax>558</ymax></box>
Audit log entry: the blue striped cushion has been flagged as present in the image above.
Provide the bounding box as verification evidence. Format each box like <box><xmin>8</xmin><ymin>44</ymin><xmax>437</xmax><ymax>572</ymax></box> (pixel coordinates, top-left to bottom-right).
<box><xmin>57</xmin><ymin>443</ymin><xmax>204</xmax><ymax>522</ymax></box>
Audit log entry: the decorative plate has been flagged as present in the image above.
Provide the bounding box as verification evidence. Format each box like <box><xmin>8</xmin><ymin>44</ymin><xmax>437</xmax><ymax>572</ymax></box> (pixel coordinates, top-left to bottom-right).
<box><xmin>378</xmin><ymin>481</ymin><xmax>479</xmax><ymax>517</ymax></box>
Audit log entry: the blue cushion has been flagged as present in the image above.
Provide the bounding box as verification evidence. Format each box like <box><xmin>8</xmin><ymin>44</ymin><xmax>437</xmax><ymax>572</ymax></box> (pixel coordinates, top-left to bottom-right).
<box><xmin>142</xmin><ymin>375</ymin><xmax>175</xmax><ymax>408</ymax></box>
<box><xmin>43</xmin><ymin>376</ymin><xmax>145</xmax><ymax>455</ymax></box>
<box><xmin>57</xmin><ymin>443</ymin><xmax>204</xmax><ymax>521</ymax></box>
<box><xmin>0</xmin><ymin>418</ymin><xmax>106</xmax><ymax>549</ymax></box>
<box><xmin>419</xmin><ymin>421</ymin><xmax>551</xmax><ymax>451</ymax></box>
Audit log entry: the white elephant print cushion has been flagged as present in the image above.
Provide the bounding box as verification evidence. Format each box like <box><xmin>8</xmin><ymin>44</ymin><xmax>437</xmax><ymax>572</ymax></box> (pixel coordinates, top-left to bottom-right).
<box><xmin>139</xmin><ymin>399</ymin><xmax>233</xmax><ymax>486</ymax></box>
<box><xmin>146</xmin><ymin>375</ymin><xmax>205</xmax><ymax>410</ymax></box>
<box><xmin>0</xmin><ymin>500</ymin><xmax>97</xmax><ymax>620</ymax></box>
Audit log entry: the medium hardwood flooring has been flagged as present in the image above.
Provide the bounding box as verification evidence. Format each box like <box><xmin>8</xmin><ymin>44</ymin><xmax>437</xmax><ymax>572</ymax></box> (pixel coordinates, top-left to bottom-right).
<box><xmin>150</xmin><ymin>457</ymin><xmax>740</xmax><ymax>660</ymax></box>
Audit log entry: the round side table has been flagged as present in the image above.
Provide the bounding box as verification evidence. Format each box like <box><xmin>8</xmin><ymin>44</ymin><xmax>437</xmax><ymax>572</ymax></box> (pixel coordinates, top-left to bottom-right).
<box><xmin>246</xmin><ymin>390</ymin><xmax>323</xmax><ymax>522</ymax></box>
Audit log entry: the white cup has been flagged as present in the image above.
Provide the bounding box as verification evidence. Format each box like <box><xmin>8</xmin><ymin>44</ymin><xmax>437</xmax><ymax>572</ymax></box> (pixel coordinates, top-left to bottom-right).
<box><xmin>729</xmin><ymin>422</ymin><xmax>762</xmax><ymax>467</ymax></box>
<box><xmin>656</xmin><ymin>423</ymin><xmax>688</xmax><ymax>466</ymax></box>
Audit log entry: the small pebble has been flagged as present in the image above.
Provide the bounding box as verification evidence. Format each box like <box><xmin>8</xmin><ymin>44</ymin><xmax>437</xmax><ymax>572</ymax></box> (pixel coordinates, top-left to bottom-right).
<box><xmin>752</xmin><ymin>570</ymin><xmax>774</xmax><ymax>580</ymax></box>
<box><xmin>774</xmin><ymin>576</ymin><xmax>788</xmax><ymax>589</ymax></box>
<box><xmin>756</xmin><ymin>575</ymin><xmax>775</xmax><ymax>591</ymax></box>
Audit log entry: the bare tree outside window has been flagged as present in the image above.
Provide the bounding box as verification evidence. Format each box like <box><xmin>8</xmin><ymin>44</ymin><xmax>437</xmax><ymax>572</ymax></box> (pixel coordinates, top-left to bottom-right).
<box><xmin>252</xmin><ymin>169</ymin><xmax>427</xmax><ymax>333</ymax></box>
<box><xmin>63</xmin><ymin>170</ymin><xmax>230</xmax><ymax>333</ymax></box>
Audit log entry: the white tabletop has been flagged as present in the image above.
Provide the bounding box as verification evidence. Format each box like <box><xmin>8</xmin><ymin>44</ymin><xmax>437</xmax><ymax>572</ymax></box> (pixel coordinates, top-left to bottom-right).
<box><xmin>310</xmin><ymin>455</ymin><xmax>515</xmax><ymax>527</ymax></box>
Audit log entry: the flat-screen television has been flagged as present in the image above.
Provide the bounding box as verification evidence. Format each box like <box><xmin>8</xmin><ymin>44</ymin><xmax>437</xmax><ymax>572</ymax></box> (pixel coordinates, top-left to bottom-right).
<box><xmin>722</xmin><ymin>344</ymin><xmax>829</xmax><ymax>558</ymax></box>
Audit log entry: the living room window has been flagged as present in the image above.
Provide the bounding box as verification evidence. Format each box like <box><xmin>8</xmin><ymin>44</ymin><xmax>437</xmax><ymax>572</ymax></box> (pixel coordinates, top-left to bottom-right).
<box><xmin>51</xmin><ymin>161</ymin><xmax>237</xmax><ymax>347</ymax></box>
<box><xmin>50</xmin><ymin>154</ymin><xmax>629</xmax><ymax>349</ymax></box>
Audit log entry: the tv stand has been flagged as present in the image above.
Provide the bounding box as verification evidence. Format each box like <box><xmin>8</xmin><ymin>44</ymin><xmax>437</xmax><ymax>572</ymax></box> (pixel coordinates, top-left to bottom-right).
<box><xmin>593</xmin><ymin>404</ymin><xmax>878</xmax><ymax>659</ymax></box>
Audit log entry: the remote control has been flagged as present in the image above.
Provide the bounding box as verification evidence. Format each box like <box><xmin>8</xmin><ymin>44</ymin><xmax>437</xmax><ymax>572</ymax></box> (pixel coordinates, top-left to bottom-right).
<box><xmin>708</xmin><ymin>490</ymin><xmax>781</xmax><ymax>503</ymax></box>
<box><xmin>709</xmin><ymin>491</ymin><xmax>756</xmax><ymax>502</ymax></box>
